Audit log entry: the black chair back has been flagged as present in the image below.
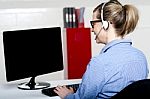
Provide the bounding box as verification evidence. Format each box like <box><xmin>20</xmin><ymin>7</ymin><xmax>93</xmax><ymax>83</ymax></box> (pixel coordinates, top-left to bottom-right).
<box><xmin>111</xmin><ymin>79</ymin><xmax>150</xmax><ymax>99</ymax></box>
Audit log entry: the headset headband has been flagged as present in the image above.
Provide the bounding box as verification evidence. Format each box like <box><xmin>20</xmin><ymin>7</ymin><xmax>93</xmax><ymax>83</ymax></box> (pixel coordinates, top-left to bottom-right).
<box><xmin>101</xmin><ymin>2</ymin><xmax>109</xmax><ymax>30</ymax></box>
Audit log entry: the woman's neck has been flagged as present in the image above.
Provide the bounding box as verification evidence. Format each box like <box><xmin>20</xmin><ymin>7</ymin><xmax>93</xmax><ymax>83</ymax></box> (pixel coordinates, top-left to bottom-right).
<box><xmin>107</xmin><ymin>35</ymin><xmax>123</xmax><ymax>44</ymax></box>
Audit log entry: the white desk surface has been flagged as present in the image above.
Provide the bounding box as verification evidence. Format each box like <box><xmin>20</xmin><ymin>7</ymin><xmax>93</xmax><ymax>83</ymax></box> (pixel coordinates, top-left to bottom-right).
<box><xmin>0</xmin><ymin>79</ymin><xmax>81</xmax><ymax>99</ymax></box>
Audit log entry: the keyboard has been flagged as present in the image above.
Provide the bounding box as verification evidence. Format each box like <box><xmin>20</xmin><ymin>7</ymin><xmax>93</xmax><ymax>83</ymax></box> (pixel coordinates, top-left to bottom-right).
<box><xmin>41</xmin><ymin>83</ymin><xmax>80</xmax><ymax>97</ymax></box>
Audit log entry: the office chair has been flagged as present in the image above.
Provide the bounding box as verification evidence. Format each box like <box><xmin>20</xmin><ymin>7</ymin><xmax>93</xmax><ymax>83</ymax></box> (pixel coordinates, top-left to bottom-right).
<box><xmin>110</xmin><ymin>79</ymin><xmax>150</xmax><ymax>99</ymax></box>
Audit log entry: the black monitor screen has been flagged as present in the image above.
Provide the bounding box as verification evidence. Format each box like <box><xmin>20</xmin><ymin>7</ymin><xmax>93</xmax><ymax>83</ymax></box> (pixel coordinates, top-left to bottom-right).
<box><xmin>3</xmin><ymin>27</ymin><xmax>63</xmax><ymax>83</ymax></box>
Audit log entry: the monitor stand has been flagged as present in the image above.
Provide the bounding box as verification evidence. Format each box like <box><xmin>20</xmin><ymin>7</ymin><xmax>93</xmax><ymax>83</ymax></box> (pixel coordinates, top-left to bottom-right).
<box><xmin>18</xmin><ymin>76</ymin><xmax>50</xmax><ymax>90</ymax></box>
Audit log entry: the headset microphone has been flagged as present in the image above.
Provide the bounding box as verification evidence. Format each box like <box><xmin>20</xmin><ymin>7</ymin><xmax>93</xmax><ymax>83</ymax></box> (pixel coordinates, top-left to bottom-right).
<box><xmin>95</xmin><ymin>27</ymin><xmax>103</xmax><ymax>40</ymax></box>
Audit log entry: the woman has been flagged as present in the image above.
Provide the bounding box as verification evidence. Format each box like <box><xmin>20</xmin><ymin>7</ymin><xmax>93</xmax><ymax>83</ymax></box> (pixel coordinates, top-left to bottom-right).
<box><xmin>54</xmin><ymin>0</ymin><xmax>149</xmax><ymax>98</ymax></box>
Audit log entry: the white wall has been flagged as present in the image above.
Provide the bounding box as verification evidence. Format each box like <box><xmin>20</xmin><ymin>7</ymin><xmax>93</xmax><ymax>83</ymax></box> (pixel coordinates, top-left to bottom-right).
<box><xmin>0</xmin><ymin>2</ymin><xmax>150</xmax><ymax>84</ymax></box>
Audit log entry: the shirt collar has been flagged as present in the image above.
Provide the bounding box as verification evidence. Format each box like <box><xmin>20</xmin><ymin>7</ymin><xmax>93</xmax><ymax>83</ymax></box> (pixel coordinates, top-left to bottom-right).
<box><xmin>100</xmin><ymin>39</ymin><xmax>132</xmax><ymax>54</ymax></box>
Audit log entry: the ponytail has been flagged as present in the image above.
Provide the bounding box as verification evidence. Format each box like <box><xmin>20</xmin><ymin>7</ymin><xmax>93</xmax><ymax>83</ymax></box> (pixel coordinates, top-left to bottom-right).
<box><xmin>123</xmin><ymin>5</ymin><xmax>139</xmax><ymax>35</ymax></box>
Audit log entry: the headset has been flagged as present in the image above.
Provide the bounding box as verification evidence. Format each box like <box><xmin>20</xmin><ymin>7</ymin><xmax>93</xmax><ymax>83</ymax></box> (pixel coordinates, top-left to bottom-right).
<box><xmin>95</xmin><ymin>2</ymin><xmax>109</xmax><ymax>40</ymax></box>
<box><xmin>101</xmin><ymin>2</ymin><xmax>109</xmax><ymax>30</ymax></box>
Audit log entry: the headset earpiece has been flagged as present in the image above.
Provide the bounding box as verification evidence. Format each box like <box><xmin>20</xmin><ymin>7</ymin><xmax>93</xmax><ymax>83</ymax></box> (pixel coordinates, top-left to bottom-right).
<box><xmin>101</xmin><ymin>3</ymin><xmax>109</xmax><ymax>30</ymax></box>
<box><xmin>102</xmin><ymin>20</ymin><xmax>109</xmax><ymax>30</ymax></box>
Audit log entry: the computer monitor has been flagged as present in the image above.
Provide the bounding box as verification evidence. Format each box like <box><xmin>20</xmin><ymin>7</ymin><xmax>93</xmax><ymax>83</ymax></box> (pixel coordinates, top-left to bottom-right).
<box><xmin>3</xmin><ymin>27</ymin><xmax>64</xmax><ymax>90</ymax></box>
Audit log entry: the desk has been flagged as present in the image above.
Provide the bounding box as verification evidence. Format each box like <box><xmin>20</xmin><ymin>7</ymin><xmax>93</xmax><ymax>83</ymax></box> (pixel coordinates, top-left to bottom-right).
<box><xmin>0</xmin><ymin>79</ymin><xmax>81</xmax><ymax>99</ymax></box>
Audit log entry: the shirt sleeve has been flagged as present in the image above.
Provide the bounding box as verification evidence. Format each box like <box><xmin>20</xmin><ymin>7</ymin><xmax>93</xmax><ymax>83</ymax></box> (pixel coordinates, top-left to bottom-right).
<box><xmin>65</xmin><ymin>57</ymin><xmax>105</xmax><ymax>99</ymax></box>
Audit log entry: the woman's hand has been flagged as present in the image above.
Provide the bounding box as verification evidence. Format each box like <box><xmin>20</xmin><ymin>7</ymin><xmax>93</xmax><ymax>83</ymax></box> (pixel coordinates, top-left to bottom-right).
<box><xmin>54</xmin><ymin>85</ymin><xmax>74</xmax><ymax>99</ymax></box>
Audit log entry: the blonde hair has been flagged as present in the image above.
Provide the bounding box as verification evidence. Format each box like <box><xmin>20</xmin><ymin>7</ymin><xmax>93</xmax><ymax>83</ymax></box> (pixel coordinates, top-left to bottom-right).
<box><xmin>93</xmin><ymin>0</ymin><xmax>139</xmax><ymax>37</ymax></box>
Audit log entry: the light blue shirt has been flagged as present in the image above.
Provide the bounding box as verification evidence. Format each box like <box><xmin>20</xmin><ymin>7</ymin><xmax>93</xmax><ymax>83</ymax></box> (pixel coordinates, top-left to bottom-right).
<box><xmin>65</xmin><ymin>39</ymin><xmax>149</xmax><ymax>99</ymax></box>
